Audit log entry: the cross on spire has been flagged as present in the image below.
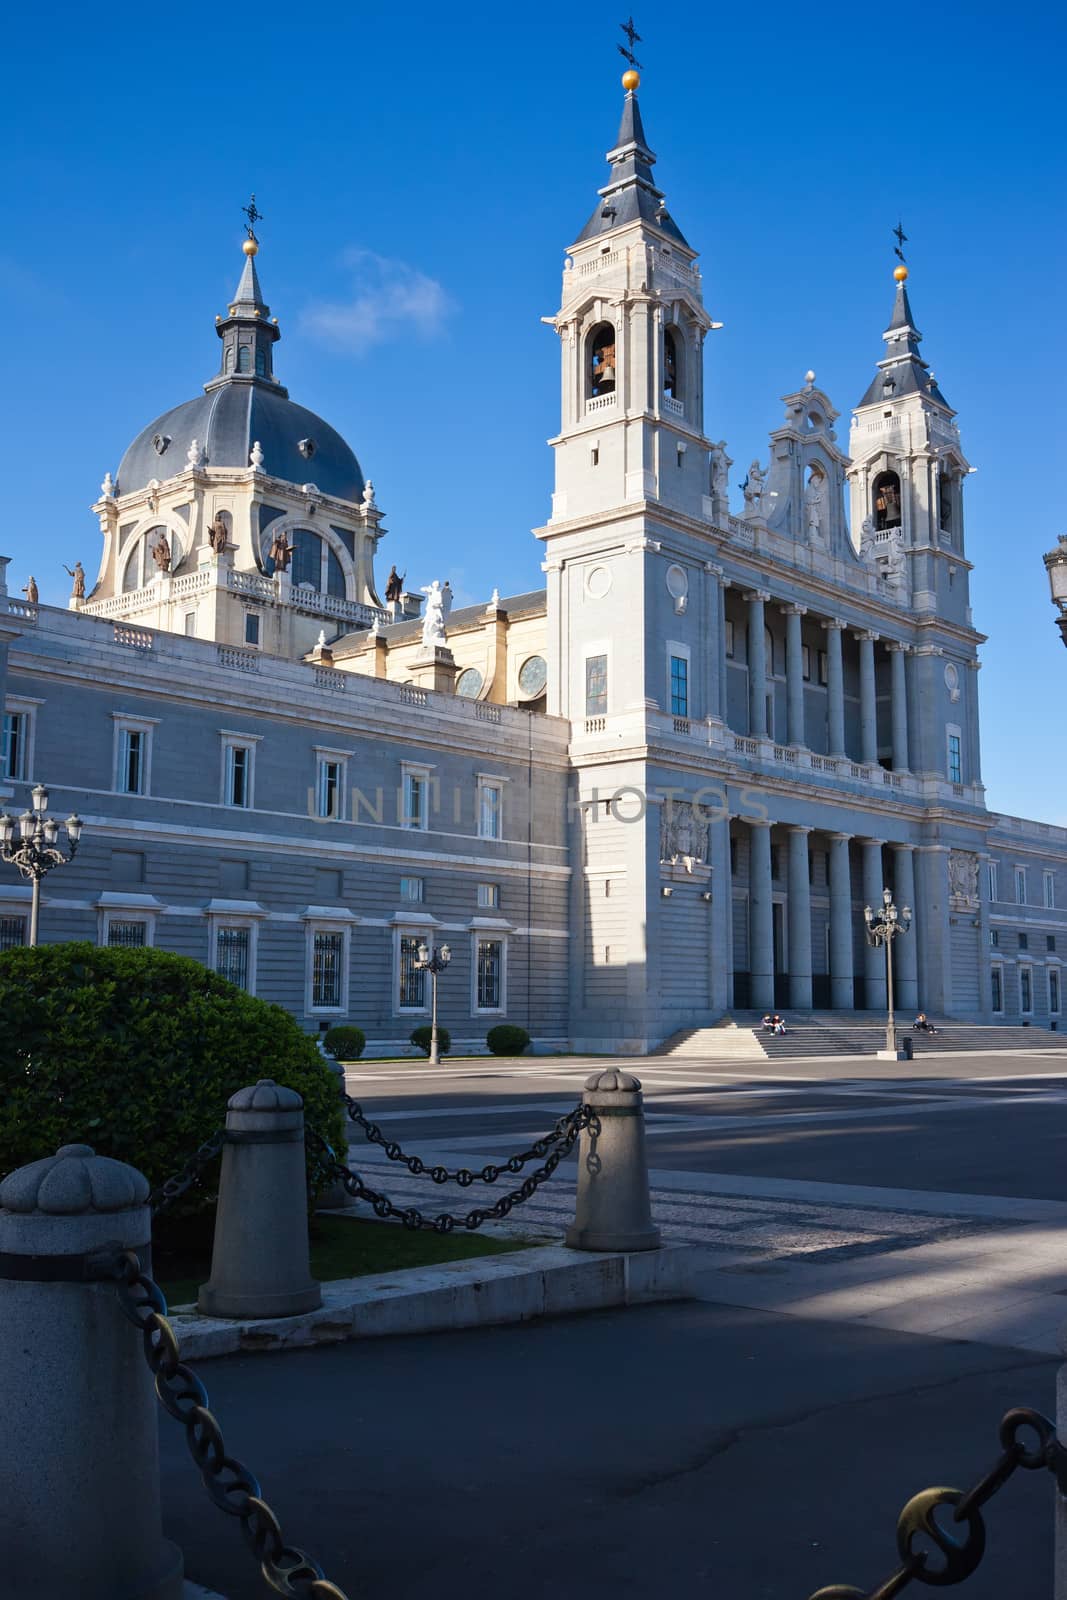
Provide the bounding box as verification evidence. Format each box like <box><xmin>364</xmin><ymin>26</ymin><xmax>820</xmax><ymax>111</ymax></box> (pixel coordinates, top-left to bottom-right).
<box><xmin>893</xmin><ymin>219</ymin><xmax>908</xmax><ymax>263</ymax></box>
<box><xmin>242</xmin><ymin>194</ymin><xmax>263</xmax><ymax>242</ymax></box>
<box><xmin>618</xmin><ymin>15</ymin><xmax>643</xmax><ymax>69</ymax></box>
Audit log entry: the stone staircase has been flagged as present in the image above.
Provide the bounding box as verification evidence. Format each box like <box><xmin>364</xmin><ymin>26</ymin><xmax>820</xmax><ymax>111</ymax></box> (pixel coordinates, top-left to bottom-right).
<box><xmin>655</xmin><ymin>1012</ymin><xmax>1066</xmax><ymax>1061</ymax></box>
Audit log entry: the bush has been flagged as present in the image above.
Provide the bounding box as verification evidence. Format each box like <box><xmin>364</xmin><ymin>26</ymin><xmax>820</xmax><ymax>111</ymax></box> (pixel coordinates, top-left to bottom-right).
<box><xmin>410</xmin><ymin>1025</ymin><xmax>451</xmax><ymax>1057</ymax></box>
<box><xmin>486</xmin><ymin>1024</ymin><xmax>531</xmax><ymax>1057</ymax></box>
<box><xmin>323</xmin><ymin>1025</ymin><xmax>365</xmax><ymax>1061</ymax></box>
<box><xmin>0</xmin><ymin>943</ymin><xmax>346</xmax><ymax>1223</ymax></box>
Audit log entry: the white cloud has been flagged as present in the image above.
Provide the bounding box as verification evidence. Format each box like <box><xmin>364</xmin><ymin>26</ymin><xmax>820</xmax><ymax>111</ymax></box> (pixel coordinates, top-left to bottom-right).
<box><xmin>300</xmin><ymin>250</ymin><xmax>454</xmax><ymax>354</ymax></box>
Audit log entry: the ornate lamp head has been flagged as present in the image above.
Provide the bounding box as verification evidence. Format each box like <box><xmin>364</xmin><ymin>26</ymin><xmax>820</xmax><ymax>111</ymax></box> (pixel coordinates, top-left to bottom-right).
<box><xmin>440</xmin><ymin>944</ymin><xmax>452</xmax><ymax>965</ymax></box>
<box><xmin>18</xmin><ymin>811</ymin><xmax>34</xmax><ymax>841</ymax></box>
<box><xmin>417</xmin><ymin>942</ymin><xmax>430</xmax><ymax>965</ymax></box>
<box><xmin>0</xmin><ymin>813</ymin><xmax>13</xmax><ymax>844</ymax></box>
<box><xmin>66</xmin><ymin>813</ymin><xmax>83</xmax><ymax>845</ymax></box>
<box><xmin>31</xmin><ymin>783</ymin><xmax>48</xmax><ymax>814</ymax></box>
<box><xmin>42</xmin><ymin>818</ymin><xmax>59</xmax><ymax>846</ymax></box>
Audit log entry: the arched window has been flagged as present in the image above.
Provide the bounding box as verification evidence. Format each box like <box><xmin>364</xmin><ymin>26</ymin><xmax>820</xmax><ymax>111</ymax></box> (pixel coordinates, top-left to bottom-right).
<box><xmin>326</xmin><ymin>547</ymin><xmax>345</xmax><ymax>598</ymax></box>
<box><xmin>225</xmin><ymin>344</ymin><xmax>236</xmax><ymax>373</ymax></box>
<box><xmin>587</xmin><ymin>322</ymin><xmax>616</xmax><ymax>398</ymax></box>
<box><xmin>938</xmin><ymin>472</ymin><xmax>953</xmax><ymax>533</ymax></box>
<box><xmin>255</xmin><ymin>347</ymin><xmax>266</xmax><ymax>377</ymax></box>
<box><xmin>290</xmin><ymin>529</ymin><xmax>321</xmax><ymax>589</ymax></box>
<box><xmin>236</xmin><ymin>344</ymin><xmax>252</xmax><ymax>375</ymax></box>
<box><xmin>122</xmin><ymin>544</ymin><xmax>142</xmax><ymax>592</ymax></box>
<box><xmin>872</xmin><ymin>470</ymin><xmax>902</xmax><ymax>531</ymax></box>
<box><xmin>664</xmin><ymin>328</ymin><xmax>681</xmax><ymax>399</ymax></box>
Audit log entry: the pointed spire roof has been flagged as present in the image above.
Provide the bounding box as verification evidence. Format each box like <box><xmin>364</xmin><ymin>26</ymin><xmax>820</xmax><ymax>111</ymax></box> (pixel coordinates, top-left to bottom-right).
<box><xmin>575</xmin><ymin>76</ymin><xmax>690</xmax><ymax>248</ymax></box>
<box><xmin>230</xmin><ymin>247</ymin><xmax>269</xmax><ymax>316</ymax></box>
<box><xmin>206</xmin><ymin>238</ymin><xmax>284</xmax><ymax>395</ymax></box>
<box><xmin>857</xmin><ymin>267</ymin><xmax>952</xmax><ymax>411</ymax></box>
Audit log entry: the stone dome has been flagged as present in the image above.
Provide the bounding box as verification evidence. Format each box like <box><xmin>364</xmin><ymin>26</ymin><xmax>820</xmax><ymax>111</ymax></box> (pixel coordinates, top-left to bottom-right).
<box><xmin>117</xmin><ymin>383</ymin><xmax>365</xmax><ymax>504</ymax></box>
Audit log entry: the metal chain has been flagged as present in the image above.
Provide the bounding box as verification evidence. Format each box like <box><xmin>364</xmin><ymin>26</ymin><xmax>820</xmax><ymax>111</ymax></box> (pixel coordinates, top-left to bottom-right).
<box><xmin>110</xmin><ymin>1249</ymin><xmax>349</xmax><ymax>1600</ymax></box>
<box><xmin>808</xmin><ymin>1407</ymin><xmax>1067</xmax><ymax>1599</ymax></box>
<box><xmin>148</xmin><ymin>1128</ymin><xmax>227</xmax><ymax>1217</ymax></box>
<box><xmin>307</xmin><ymin>1103</ymin><xmax>597</xmax><ymax>1233</ymax></box>
<box><xmin>341</xmin><ymin>1092</ymin><xmax>590</xmax><ymax>1187</ymax></box>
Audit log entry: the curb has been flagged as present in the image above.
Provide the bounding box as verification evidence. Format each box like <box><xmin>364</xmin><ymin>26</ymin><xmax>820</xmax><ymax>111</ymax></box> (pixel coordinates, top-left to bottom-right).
<box><xmin>167</xmin><ymin>1243</ymin><xmax>701</xmax><ymax>1360</ymax></box>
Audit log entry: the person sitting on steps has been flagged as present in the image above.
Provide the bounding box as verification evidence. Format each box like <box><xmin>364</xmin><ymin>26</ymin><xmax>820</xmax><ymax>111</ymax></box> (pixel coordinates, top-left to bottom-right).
<box><xmin>913</xmin><ymin>1011</ymin><xmax>938</xmax><ymax>1034</ymax></box>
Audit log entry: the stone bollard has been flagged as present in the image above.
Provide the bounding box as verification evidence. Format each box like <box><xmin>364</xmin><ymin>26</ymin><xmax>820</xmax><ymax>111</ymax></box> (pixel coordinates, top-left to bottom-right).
<box><xmin>0</xmin><ymin>1144</ymin><xmax>184</xmax><ymax>1600</ymax></box>
<box><xmin>198</xmin><ymin>1078</ymin><xmax>322</xmax><ymax>1319</ymax></box>
<box><xmin>565</xmin><ymin>1068</ymin><xmax>661</xmax><ymax>1252</ymax></box>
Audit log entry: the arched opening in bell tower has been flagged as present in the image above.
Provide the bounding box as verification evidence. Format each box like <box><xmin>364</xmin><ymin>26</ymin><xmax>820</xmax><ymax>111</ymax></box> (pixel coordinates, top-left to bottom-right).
<box><xmin>587</xmin><ymin>323</ymin><xmax>617</xmax><ymax>397</ymax></box>
<box><xmin>664</xmin><ymin>328</ymin><xmax>682</xmax><ymax>400</ymax></box>
<box><xmin>872</xmin><ymin>470</ymin><xmax>902</xmax><ymax>531</ymax></box>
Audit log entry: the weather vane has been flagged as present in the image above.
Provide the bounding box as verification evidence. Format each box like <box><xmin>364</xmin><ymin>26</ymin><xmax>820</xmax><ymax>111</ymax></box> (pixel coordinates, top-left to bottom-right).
<box><xmin>893</xmin><ymin>219</ymin><xmax>908</xmax><ymax>264</ymax></box>
<box><xmin>242</xmin><ymin>194</ymin><xmax>263</xmax><ymax>243</ymax></box>
<box><xmin>618</xmin><ymin>16</ymin><xmax>643</xmax><ymax>70</ymax></box>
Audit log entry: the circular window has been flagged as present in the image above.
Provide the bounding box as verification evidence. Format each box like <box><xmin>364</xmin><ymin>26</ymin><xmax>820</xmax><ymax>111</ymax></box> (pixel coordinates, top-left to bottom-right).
<box><xmin>665</xmin><ymin>564</ymin><xmax>688</xmax><ymax>600</ymax></box>
<box><xmin>518</xmin><ymin>655</ymin><xmax>548</xmax><ymax>698</ymax></box>
<box><xmin>456</xmin><ymin>667</ymin><xmax>484</xmax><ymax>699</ymax></box>
<box><xmin>586</xmin><ymin>565</ymin><xmax>612</xmax><ymax>599</ymax></box>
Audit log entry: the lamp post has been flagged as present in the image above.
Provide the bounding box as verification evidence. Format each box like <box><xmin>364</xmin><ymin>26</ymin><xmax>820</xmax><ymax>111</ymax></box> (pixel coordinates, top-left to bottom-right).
<box><xmin>864</xmin><ymin>887</ymin><xmax>912</xmax><ymax>1057</ymax></box>
<box><xmin>414</xmin><ymin>940</ymin><xmax>452</xmax><ymax>1065</ymax></box>
<box><xmin>1042</xmin><ymin>535</ymin><xmax>1067</xmax><ymax>650</ymax></box>
<box><xmin>0</xmin><ymin>784</ymin><xmax>84</xmax><ymax>946</ymax></box>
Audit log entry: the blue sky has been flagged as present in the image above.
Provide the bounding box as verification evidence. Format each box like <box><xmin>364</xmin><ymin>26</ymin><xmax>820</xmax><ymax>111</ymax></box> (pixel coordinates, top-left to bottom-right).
<box><xmin>2</xmin><ymin>0</ymin><xmax>1064</xmax><ymax>821</ymax></box>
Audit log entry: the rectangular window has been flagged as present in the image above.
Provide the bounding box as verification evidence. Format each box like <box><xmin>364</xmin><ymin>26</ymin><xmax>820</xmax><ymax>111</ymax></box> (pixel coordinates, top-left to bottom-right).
<box><xmin>120</xmin><ymin>729</ymin><xmax>144</xmax><ymax>795</ymax></box>
<box><xmin>216</xmin><ymin>926</ymin><xmax>250</xmax><ymax>990</ymax></box>
<box><xmin>1015</xmin><ymin>867</ymin><xmax>1027</xmax><ymax>905</ymax></box>
<box><xmin>991</xmin><ymin>967</ymin><xmax>1003</xmax><ymax>1013</ymax></box>
<box><xmin>317</xmin><ymin>759</ymin><xmax>341</xmax><ymax>820</ymax></box>
<box><xmin>478</xmin><ymin>780</ymin><xmax>502</xmax><ymax>841</ymax></box>
<box><xmin>817</xmin><ymin>649</ymin><xmax>828</xmax><ymax>686</ymax></box>
<box><xmin>1019</xmin><ymin>932</ymin><xmax>1029</xmax><ymax>951</ymax></box>
<box><xmin>1044</xmin><ymin>870</ymin><xmax>1056</xmax><ymax>910</ymax></box>
<box><xmin>476</xmin><ymin>938</ymin><xmax>504</xmax><ymax>1010</ymax></box>
<box><xmin>400</xmin><ymin>877</ymin><xmax>424</xmax><ymax>902</ymax></box>
<box><xmin>226</xmin><ymin>744</ymin><xmax>251</xmax><ymax>808</ymax></box>
<box><xmin>2</xmin><ymin>711</ymin><xmax>26</xmax><ymax>780</ymax></box>
<box><xmin>730</xmin><ymin>837</ymin><xmax>738</xmax><ymax>875</ymax></box>
<box><xmin>403</xmin><ymin>770</ymin><xmax>427</xmax><ymax>830</ymax></box>
<box><xmin>312</xmin><ymin>931</ymin><xmax>344</xmax><ymax>1009</ymax></box>
<box><xmin>1051</xmin><ymin>970</ymin><xmax>1061</xmax><ymax>1015</ymax></box>
<box><xmin>947</xmin><ymin>733</ymin><xmax>962</xmax><ymax>784</ymax></box>
<box><xmin>244</xmin><ymin>613</ymin><xmax>261</xmax><ymax>647</ymax></box>
<box><xmin>1020</xmin><ymin>967</ymin><xmax>1033</xmax><ymax>1013</ymax></box>
<box><xmin>990</xmin><ymin>929</ymin><xmax>999</xmax><ymax>948</ymax></box>
<box><xmin>107</xmin><ymin>920</ymin><xmax>147</xmax><ymax>948</ymax></box>
<box><xmin>801</xmin><ymin>644</ymin><xmax>812</xmax><ymax>682</ymax></box>
<box><xmin>477</xmin><ymin>882</ymin><xmax>500</xmax><ymax>909</ymax></box>
<box><xmin>398</xmin><ymin>935</ymin><xmax>427</xmax><ymax>1009</ymax></box>
<box><xmin>724</xmin><ymin>621</ymin><xmax>736</xmax><ymax>659</ymax></box>
<box><xmin>0</xmin><ymin>915</ymin><xmax>26</xmax><ymax>951</ymax></box>
<box><xmin>1048</xmin><ymin>935</ymin><xmax>1057</xmax><ymax>954</ymax></box>
<box><xmin>987</xmin><ymin>862</ymin><xmax>999</xmax><ymax>902</ymax></box>
<box><xmin>184</xmin><ymin>612</ymin><xmax>197</xmax><ymax>637</ymax></box>
<box><xmin>670</xmin><ymin>655</ymin><xmax>689</xmax><ymax>717</ymax></box>
<box><xmin>585</xmin><ymin>654</ymin><xmax>608</xmax><ymax>717</ymax></box>
<box><xmin>770</xmin><ymin>845</ymin><xmax>781</xmax><ymax>881</ymax></box>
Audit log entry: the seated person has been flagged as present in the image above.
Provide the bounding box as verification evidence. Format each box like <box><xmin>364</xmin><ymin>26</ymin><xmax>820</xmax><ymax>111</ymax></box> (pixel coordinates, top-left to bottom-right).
<box><xmin>771</xmin><ymin>1013</ymin><xmax>787</xmax><ymax>1035</ymax></box>
<box><xmin>913</xmin><ymin>1011</ymin><xmax>937</xmax><ymax>1034</ymax></box>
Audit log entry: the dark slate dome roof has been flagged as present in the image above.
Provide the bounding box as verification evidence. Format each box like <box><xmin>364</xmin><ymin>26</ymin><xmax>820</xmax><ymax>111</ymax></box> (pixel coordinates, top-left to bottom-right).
<box><xmin>117</xmin><ymin>384</ymin><xmax>365</xmax><ymax>503</ymax></box>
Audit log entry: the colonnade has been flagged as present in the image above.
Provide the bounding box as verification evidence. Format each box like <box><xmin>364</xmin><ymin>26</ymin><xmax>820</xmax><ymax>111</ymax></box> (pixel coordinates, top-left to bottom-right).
<box><xmin>731</xmin><ymin>821</ymin><xmax>919</xmax><ymax>1014</ymax></box>
<box><xmin>731</xmin><ymin>588</ymin><xmax>911</xmax><ymax>769</ymax></box>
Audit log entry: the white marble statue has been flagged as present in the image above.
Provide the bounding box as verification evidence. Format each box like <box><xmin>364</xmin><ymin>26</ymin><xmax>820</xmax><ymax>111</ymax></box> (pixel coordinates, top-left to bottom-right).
<box><xmin>804</xmin><ymin>473</ymin><xmax>825</xmax><ymax>543</ymax></box>
<box><xmin>743</xmin><ymin>459</ymin><xmax>765</xmax><ymax>515</ymax></box>
<box><xmin>316</xmin><ymin>628</ymin><xmax>327</xmax><ymax>651</ymax></box>
<box><xmin>710</xmin><ymin>440</ymin><xmax>732</xmax><ymax>500</ymax></box>
<box><xmin>420</xmin><ymin>581</ymin><xmax>447</xmax><ymax>648</ymax></box>
<box><xmin>859</xmin><ymin>515</ymin><xmax>877</xmax><ymax>558</ymax></box>
<box><xmin>885</xmin><ymin>532</ymin><xmax>908</xmax><ymax>590</ymax></box>
<box><xmin>249</xmin><ymin>441</ymin><xmax>264</xmax><ymax>470</ymax></box>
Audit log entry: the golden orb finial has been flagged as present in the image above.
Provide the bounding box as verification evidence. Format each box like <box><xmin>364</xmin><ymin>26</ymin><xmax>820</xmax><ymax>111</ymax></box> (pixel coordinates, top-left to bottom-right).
<box><xmin>242</xmin><ymin>237</ymin><xmax>259</xmax><ymax>257</ymax></box>
<box><xmin>893</xmin><ymin>263</ymin><xmax>908</xmax><ymax>282</ymax></box>
<box><xmin>622</xmin><ymin>67</ymin><xmax>640</xmax><ymax>91</ymax></box>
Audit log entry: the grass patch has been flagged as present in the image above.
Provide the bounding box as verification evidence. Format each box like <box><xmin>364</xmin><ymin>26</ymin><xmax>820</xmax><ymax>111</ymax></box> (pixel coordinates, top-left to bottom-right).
<box><xmin>158</xmin><ymin>1213</ymin><xmax>533</xmax><ymax>1308</ymax></box>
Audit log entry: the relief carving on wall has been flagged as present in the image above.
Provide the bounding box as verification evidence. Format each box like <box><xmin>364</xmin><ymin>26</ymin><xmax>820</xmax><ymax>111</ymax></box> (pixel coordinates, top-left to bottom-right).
<box><xmin>660</xmin><ymin>801</ymin><xmax>709</xmax><ymax>872</ymax></box>
<box><xmin>948</xmin><ymin>850</ymin><xmax>979</xmax><ymax>908</ymax></box>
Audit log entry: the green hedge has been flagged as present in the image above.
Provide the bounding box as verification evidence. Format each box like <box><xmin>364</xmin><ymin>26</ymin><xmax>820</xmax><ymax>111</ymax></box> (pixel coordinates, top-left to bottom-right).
<box><xmin>323</xmin><ymin>1024</ymin><xmax>366</xmax><ymax>1061</ymax></box>
<box><xmin>0</xmin><ymin>943</ymin><xmax>346</xmax><ymax>1218</ymax></box>
<box><xmin>410</xmin><ymin>1025</ymin><xmax>451</xmax><ymax>1057</ymax></box>
<box><xmin>486</xmin><ymin>1024</ymin><xmax>531</xmax><ymax>1056</ymax></box>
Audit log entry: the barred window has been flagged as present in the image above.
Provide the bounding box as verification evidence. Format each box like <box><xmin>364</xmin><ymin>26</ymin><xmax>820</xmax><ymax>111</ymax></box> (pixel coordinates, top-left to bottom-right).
<box><xmin>2</xmin><ymin>712</ymin><xmax>26</xmax><ymax>781</ymax></box>
<box><xmin>476</xmin><ymin>938</ymin><xmax>503</xmax><ymax>1010</ymax></box>
<box><xmin>216</xmin><ymin>926</ymin><xmax>250</xmax><ymax>990</ymax></box>
<box><xmin>991</xmin><ymin>967</ymin><xmax>1003</xmax><ymax>1013</ymax></box>
<box><xmin>398</xmin><ymin>935</ymin><xmax>427</xmax><ymax>1009</ymax></box>
<box><xmin>0</xmin><ymin>915</ymin><xmax>26</xmax><ymax>952</ymax></box>
<box><xmin>670</xmin><ymin>655</ymin><xmax>688</xmax><ymax>717</ymax></box>
<box><xmin>108</xmin><ymin>921</ymin><xmax>147</xmax><ymax>948</ymax></box>
<box><xmin>312</xmin><ymin>931</ymin><xmax>344</xmax><ymax>1008</ymax></box>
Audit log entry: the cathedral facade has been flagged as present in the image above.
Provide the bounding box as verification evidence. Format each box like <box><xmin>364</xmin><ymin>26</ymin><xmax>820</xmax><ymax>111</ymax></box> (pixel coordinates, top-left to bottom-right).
<box><xmin>1</xmin><ymin>79</ymin><xmax>1064</xmax><ymax>1053</ymax></box>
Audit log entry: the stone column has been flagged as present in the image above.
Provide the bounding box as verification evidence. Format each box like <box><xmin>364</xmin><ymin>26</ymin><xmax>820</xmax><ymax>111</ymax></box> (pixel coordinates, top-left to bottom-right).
<box><xmin>0</xmin><ymin>1145</ymin><xmax>184</xmax><ymax>1600</ymax></box>
<box><xmin>749</xmin><ymin>818</ymin><xmax>774</xmax><ymax>1009</ymax></box>
<box><xmin>709</xmin><ymin>810</ymin><xmax>733</xmax><ymax>1014</ymax></box>
<box><xmin>858</xmin><ymin>631</ymin><xmax>879</xmax><ymax>766</ymax></box>
<box><xmin>787</xmin><ymin>825</ymin><xmax>813</xmax><ymax>1009</ymax></box>
<box><xmin>892</xmin><ymin>843</ymin><xmax>919</xmax><ymax>1015</ymax></box>
<box><xmin>888</xmin><ymin>642</ymin><xmax>910</xmax><ymax>772</ymax></box>
<box><xmin>862</xmin><ymin>838</ymin><xmax>888</xmax><ymax>1011</ymax></box>
<box><xmin>746</xmin><ymin>590</ymin><xmax>769</xmax><ymax>739</ymax></box>
<box><xmin>827</xmin><ymin>832</ymin><xmax>854</xmax><ymax>1010</ymax></box>
<box><xmin>824</xmin><ymin>619</ymin><xmax>846</xmax><ymax>756</ymax></box>
<box><xmin>784</xmin><ymin>604</ymin><xmax>807</xmax><ymax>748</ymax></box>
<box><xmin>705</xmin><ymin>564</ymin><xmax>724</xmax><ymax>723</ymax></box>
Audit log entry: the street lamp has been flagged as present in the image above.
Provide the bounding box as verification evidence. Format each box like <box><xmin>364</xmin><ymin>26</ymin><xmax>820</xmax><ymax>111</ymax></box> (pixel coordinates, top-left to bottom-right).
<box><xmin>864</xmin><ymin>887</ymin><xmax>912</xmax><ymax>1058</ymax></box>
<box><xmin>1042</xmin><ymin>535</ymin><xmax>1067</xmax><ymax>649</ymax></box>
<box><xmin>414</xmin><ymin>940</ymin><xmax>452</xmax><ymax>1065</ymax></box>
<box><xmin>0</xmin><ymin>785</ymin><xmax>83</xmax><ymax>946</ymax></box>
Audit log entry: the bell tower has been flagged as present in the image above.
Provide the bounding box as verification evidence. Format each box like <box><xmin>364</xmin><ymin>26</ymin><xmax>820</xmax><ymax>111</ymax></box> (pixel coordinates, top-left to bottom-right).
<box><xmin>546</xmin><ymin>70</ymin><xmax>714</xmax><ymax>530</ymax></box>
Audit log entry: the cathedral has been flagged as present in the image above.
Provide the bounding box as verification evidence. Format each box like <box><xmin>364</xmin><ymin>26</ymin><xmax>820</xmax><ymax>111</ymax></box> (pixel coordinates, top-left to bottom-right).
<box><xmin>1</xmin><ymin>72</ymin><xmax>1064</xmax><ymax>1053</ymax></box>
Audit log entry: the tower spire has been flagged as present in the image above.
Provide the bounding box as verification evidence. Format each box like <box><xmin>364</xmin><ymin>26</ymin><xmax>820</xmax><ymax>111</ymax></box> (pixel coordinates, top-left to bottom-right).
<box><xmin>856</xmin><ymin>246</ymin><xmax>950</xmax><ymax>411</ymax></box>
<box><xmin>574</xmin><ymin>52</ymin><xmax>689</xmax><ymax>248</ymax></box>
<box><xmin>205</xmin><ymin>203</ymin><xmax>284</xmax><ymax>394</ymax></box>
